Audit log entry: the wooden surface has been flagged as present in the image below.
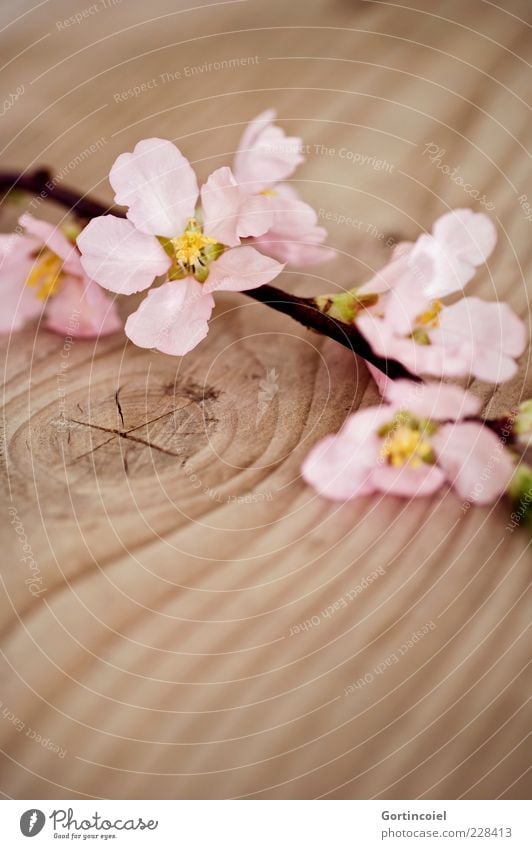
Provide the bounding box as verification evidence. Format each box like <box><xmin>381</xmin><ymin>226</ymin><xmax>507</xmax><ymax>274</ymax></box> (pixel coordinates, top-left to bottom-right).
<box><xmin>0</xmin><ymin>0</ymin><xmax>530</xmax><ymax>800</ymax></box>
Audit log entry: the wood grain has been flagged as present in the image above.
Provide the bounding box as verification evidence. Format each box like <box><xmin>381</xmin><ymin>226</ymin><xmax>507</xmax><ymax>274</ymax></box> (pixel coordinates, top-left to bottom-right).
<box><xmin>0</xmin><ymin>0</ymin><xmax>530</xmax><ymax>800</ymax></box>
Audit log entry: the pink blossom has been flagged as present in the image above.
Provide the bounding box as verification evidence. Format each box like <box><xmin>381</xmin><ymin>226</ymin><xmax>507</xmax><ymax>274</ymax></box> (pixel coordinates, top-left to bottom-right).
<box><xmin>77</xmin><ymin>138</ymin><xmax>284</xmax><ymax>356</ymax></box>
<box><xmin>233</xmin><ymin>111</ymin><xmax>334</xmax><ymax>266</ymax></box>
<box><xmin>0</xmin><ymin>214</ymin><xmax>121</xmax><ymax>337</ymax></box>
<box><xmin>302</xmin><ymin>380</ymin><xmax>514</xmax><ymax>503</ymax></box>
<box><xmin>355</xmin><ymin>209</ymin><xmax>526</xmax><ymax>383</ymax></box>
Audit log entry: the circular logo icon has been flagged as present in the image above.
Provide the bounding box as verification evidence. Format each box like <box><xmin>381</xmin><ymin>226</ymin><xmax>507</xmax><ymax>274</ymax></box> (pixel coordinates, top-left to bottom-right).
<box><xmin>20</xmin><ymin>809</ymin><xmax>46</xmax><ymax>837</ymax></box>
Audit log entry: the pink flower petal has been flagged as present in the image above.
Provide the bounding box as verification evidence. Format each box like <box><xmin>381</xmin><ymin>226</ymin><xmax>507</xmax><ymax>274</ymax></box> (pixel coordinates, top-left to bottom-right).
<box><xmin>125</xmin><ymin>278</ymin><xmax>214</xmax><ymax>356</ymax></box>
<box><xmin>44</xmin><ymin>276</ymin><xmax>122</xmax><ymax>337</ymax></box>
<box><xmin>77</xmin><ymin>215</ymin><xmax>170</xmax><ymax>294</ymax></box>
<box><xmin>384</xmin><ymin>379</ymin><xmax>482</xmax><ymax>421</ymax></box>
<box><xmin>432</xmin><ymin>422</ymin><xmax>514</xmax><ymax>504</ymax></box>
<box><xmin>254</xmin><ymin>188</ymin><xmax>334</xmax><ymax>264</ymax></box>
<box><xmin>252</xmin><ymin>233</ymin><xmax>335</xmax><ymax>266</ymax></box>
<box><xmin>233</xmin><ymin>111</ymin><xmax>304</xmax><ymax>191</ymax></box>
<box><xmin>203</xmin><ymin>246</ymin><xmax>283</xmax><ymax>293</ymax></box>
<box><xmin>237</xmin><ymin>193</ymin><xmax>276</xmax><ymax>238</ymax></box>
<box><xmin>301</xmin><ymin>433</ymin><xmax>378</xmax><ymax>500</ymax></box>
<box><xmin>357</xmin><ymin>247</ymin><xmax>413</xmax><ymax>297</ymax></box>
<box><xmin>433</xmin><ymin>297</ymin><xmax>527</xmax><ymax>383</ymax></box>
<box><xmin>366</xmin><ymin>363</ymin><xmax>390</xmax><ymax>396</ymax></box>
<box><xmin>0</xmin><ymin>250</ymin><xmax>42</xmax><ymax>333</ymax></box>
<box><xmin>19</xmin><ymin>214</ymin><xmax>82</xmax><ymax>275</ymax></box>
<box><xmin>356</xmin><ymin>312</ymin><xmax>468</xmax><ymax>379</ymax></box>
<box><xmin>411</xmin><ymin>209</ymin><xmax>496</xmax><ymax>299</ymax></box>
<box><xmin>370</xmin><ymin>462</ymin><xmax>446</xmax><ymax>497</ymax></box>
<box><xmin>109</xmin><ymin>138</ymin><xmax>199</xmax><ymax>237</ymax></box>
<box><xmin>201</xmin><ymin>167</ymin><xmax>274</xmax><ymax>247</ymax></box>
<box><xmin>433</xmin><ymin>208</ymin><xmax>497</xmax><ymax>266</ymax></box>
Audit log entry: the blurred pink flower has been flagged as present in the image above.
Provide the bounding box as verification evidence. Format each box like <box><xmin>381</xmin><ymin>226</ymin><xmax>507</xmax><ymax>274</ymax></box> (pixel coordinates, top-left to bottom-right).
<box><xmin>356</xmin><ymin>209</ymin><xmax>526</xmax><ymax>383</ymax></box>
<box><xmin>77</xmin><ymin>139</ymin><xmax>284</xmax><ymax>356</ymax></box>
<box><xmin>302</xmin><ymin>380</ymin><xmax>514</xmax><ymax>502</ymax></box>
<box><xmin>233</xmin><ymin>110</ymin><xmax>334</xmax><ymax>267</ymax></box>
<box><xmin>0</xmin><ymin>214</ymin><xmax>121</xmax><ymax>337</ymax></box>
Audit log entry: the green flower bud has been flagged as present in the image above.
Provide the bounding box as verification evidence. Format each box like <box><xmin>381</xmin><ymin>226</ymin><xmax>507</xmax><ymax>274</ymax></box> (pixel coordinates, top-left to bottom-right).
<box><xmin>314</xmin><ymin>289</ymin><xmax>379</xmax><ymax>325</ymax></box>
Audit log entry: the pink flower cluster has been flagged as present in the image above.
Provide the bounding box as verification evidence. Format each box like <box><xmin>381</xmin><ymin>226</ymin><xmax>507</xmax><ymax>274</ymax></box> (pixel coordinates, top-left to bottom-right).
<box><xmin>356</xmin><ymin>209</ymin><xmax>526</xmax><ymax>383</ymax></box>
<box><xmin>0</xmin><ymin>111</ymin><xmax>330</xmax><ymax>347</ymax></box>
<box><xmin>303</xmin><ymin>209</ymin><xmax>526</xmax><ymax>505</ymax></box>
<box><xmin>75</xmin><ymin>111</ymin><xmax>331</xmax><ymax>355</ymax></box>
<box><xmin>0</xmin><ymin>214</ymin><xmax>120</xmax><ymax>338</ymax></box>
<box><xmin>302</xmin><ymin>380</ymin><xmax>514</xmax><ymax>503</ymax></box>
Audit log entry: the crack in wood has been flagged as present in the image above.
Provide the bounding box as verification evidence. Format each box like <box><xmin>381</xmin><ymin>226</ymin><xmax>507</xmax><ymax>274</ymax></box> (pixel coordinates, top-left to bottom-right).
<box><xmin>67</xmin><ymin>418</ymin><xmax>182</xmax><ymax>459</ymax></box>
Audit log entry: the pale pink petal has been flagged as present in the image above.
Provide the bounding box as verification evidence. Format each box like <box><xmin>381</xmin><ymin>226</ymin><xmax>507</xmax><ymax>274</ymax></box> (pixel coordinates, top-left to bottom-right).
<box><xmin>237</xmin><ymin>193</ymin><xmax>275</xmax><ymax>238</ymax></box>
<box><xmin>252</xmin><ymin>233</ymin><xmax>335</xmax><ymax>266</ymax></box>
<box><xmin>234</xmin><ymin>110</ymin><xmax>304</xmax><ymax>191</ymax></box>
<box><xmin>357</xmin><ymin>248</ymin><xmax>413</xmax><ymax>297</ymax></box>
<box><xmin>44</xmin><ymin>276</ymin><xmax>122</xmax><ymax>337</ymax></box>
<box><xmin>432</xmin><ymin>422</ymin><xmax>514</xmax><ymax>504</ymax></box>
<box><xmin>433</xmin><ymin>209</ymin><xmax>497</xmax><ymax>266</ymax></box>
<box><xmin>301</xmin><ymin>433</ymin><xmax>378</xmax><ymax>500</ymax></box>
<box><xmin>0</xmin><ymin>231</ymin><xmax>40</xmax><ymax>262</ymax></box>
<box><xmin>433</xmin><ymin>297</ymin><xmax>527</xmax><ymax>383</ymax></box>
<box><xmin>384</xmin><ymin>379</ymin><xmax>482</xmax><ymax>421</ymax></box>
<box><xmin>203</xmin><ymin>246</ymin><xmax>283</xmax><ymax>294</ymax></box>
<box><xmin>340</xmin><ymin>406</ymin><xmax>394</xmax><ymax>441</ymax></box>
<box><xmin>366</xmin><ymin>363</ymin><xmax>390</xmax><ymax>396</ymax></box>
<box><xmin>370</xmin><ymin>462</ymin><xmax>446</xmax><ymax>497</ymax></box>
<box><xmin>125</xmin><ymin>278</ymin><xmax>214</xmax><ymax>356</ymax></box>
<box><xmin>411</xmin><ymin>209</ymin><xmax>496</xmax><ymax>299</ymax></box>
<box><xmin>0</xmin><ymin>252</ymin><xmax>42</xmax><ymax>333</ymax></box>
<box><xmin>77</xmin><ymin>215</ymin><xmax>170</xmax><ymax>294</ymax></box>
<box><xmin>201</xmin><ymin>167</ymin><xmax>273</xmax><ymax>247</ymax></box>
<box><xmin>109</xmin><ymin>138</ymin><xmax>199</xmax><ymax>237</ymax></box>
<box><xmin>19</xmin><ymin>214</ymin><xmax>82</xmax><ymax>274</ymax></box>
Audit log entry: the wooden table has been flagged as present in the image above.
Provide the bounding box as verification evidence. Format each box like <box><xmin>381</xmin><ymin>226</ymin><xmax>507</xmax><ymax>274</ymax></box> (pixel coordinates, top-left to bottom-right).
<box><xmin>0</xmin><ymin>0</ymin><xmax>530</xmax><ymax>800</ymax></box>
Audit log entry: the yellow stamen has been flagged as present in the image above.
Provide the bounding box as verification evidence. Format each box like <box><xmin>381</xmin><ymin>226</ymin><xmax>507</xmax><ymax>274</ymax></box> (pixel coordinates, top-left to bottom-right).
<box><xmin>170</xmin><ymin>227</ymin><xmax>216</xmax><ymax>268</ymax></box>
<box><xmin>380</xmin><ymin>425</ymin><xmax>434</xmax><ymax>469</ymax></box>
<box><xmin>415</xmin><ymin>299</ymin><xmax>443</xmax><ymax>328</ymax></box>
<box><xmin>259</xmin><ymin>189</ymin><xmax>277</xmax><ymax>197</ymax></box>
<box><xmin>26</xmin><ymin>250</ymin><xmax>63</xmax><ymax>300</ymax></box>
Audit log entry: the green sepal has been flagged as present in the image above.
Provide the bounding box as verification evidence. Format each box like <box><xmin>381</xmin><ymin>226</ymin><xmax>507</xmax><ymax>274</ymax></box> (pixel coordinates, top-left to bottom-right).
<box><xmin>508</xmin><ymin>463</ymin><xmax>532</xmax><ymax>529</ymax></box>
<box><xmin>314</xmin><ymin>289</ymin><xmax>379</xmax><ymax>325</ymax></box>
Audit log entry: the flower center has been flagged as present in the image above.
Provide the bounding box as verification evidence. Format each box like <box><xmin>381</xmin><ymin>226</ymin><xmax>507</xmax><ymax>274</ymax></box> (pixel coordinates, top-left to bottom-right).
<box><xmin>162</xmin><ymin>218</ymin><xmax>222</xmax><ymax>283</ymax></box>
<box><xmin>378</xmin><ymin>412</ymin><xmax>437</xmax><ymax>468</ymax></box>
<box><xmin>411</xmin><ymin>299</ymin><xmax>443</xmax><ymax>345</ymax></box>
<box><xmin>416</xmin><ymin>299</ymin><xmax>443</xmax><ymax>328</ymax></box>
<box><xmin>26</xmin><ymin>250</ymin><xmax>64</xmax><ymax>300</ymax></box>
